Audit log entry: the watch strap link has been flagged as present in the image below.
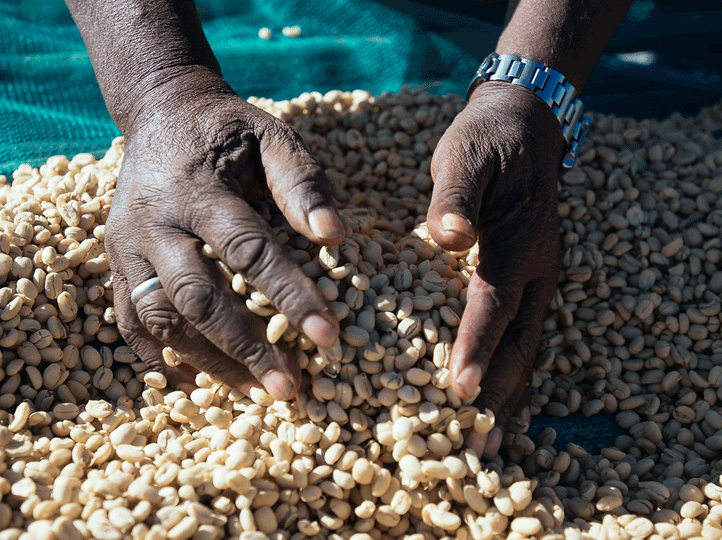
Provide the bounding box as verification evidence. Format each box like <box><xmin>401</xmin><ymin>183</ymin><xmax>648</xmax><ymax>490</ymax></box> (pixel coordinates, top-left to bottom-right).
<box><xmin>469</xmin><ymin>52</ymin><xmax>591</xmax><ymax>168</ymax></box>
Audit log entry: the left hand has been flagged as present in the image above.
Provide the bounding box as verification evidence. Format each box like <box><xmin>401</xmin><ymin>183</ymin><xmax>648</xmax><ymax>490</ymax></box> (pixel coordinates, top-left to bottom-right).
<box><xmin>427</xmin><ymin>81</ymin><xmax>564</xmax><ymax>458</ymax></box>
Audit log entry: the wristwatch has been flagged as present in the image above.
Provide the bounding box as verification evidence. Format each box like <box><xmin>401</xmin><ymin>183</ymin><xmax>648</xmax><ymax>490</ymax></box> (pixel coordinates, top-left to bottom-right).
<box><xmin>467</xmin><ymin>52</ymin><xmax>591</xmax><ymax>168</ymax></box>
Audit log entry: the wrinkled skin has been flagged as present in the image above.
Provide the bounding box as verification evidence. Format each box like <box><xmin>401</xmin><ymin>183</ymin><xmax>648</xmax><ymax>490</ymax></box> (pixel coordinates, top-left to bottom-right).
<box><xmin>107</xmin><ymin>82</ymin><xmax>344</xmax><ymax>400</ymax></box>
<box><xmin>109</xmin><ymin>76</ymin><xmax>563</xmax><ymax>459</ymax></box>
<box><xmin>64</xmin><ymin>0</ymin><xmax>630</xmax><ymax>465</ymax></box>
<box><xmin>427</xmin><ymin>82</ymin><xmax>564</xmax><ymax>457</ymax></box>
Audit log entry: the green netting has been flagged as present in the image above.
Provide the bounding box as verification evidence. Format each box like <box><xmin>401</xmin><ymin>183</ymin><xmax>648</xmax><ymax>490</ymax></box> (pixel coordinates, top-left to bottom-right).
<box><xmin>3</xmin><ymin>0</ymin><xmax>721</xmax><ymax>172</ymax></box>
<box><xmin>0</xmin><ymin>0</ymin><xmax>497</xmax><ymax>173</ymax></box>
<box><xmin>0</xmin><ymin>2</ymin><xmax>119</xmax><ymax>172</ymax></box>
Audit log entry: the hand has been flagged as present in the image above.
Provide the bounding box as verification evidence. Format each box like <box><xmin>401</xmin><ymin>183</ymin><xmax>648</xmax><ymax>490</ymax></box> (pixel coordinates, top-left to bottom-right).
<box><xmin>427</xmin><ymin>81</ymin><xmax>563</xmax><ymax>457</ymax></box>
<box><xmin>107</xmin><ymin>74</ymin><xmax>344</xmax><ymax>399</ymax></box>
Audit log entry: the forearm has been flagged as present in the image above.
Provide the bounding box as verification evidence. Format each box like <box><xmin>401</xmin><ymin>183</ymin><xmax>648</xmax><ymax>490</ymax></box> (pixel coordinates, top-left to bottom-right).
<box><xmin>498</xmin><ymin>0</ymin><xmax>633</xmax><ymax>91</ymax></box>
<box><xmin>65</xmin><ymin>0</ymin><xmax>228</xmax><ymax>133</ymax></box>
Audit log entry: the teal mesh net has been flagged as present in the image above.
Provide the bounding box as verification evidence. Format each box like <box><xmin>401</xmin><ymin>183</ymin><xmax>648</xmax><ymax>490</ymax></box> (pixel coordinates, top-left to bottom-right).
<box><xmin>3</xmin><ymin>0</ymin><xmax>720</xmax><ymax>173</ymax></box>
<box><xmin>0</xmin><ymin>0</ymin><xmax>498</xmax><ymax>173</ymax></box>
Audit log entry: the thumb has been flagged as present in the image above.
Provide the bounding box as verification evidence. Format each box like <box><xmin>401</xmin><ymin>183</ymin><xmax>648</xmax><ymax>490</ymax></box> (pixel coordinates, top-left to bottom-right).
<box><xmin>259</xmin><ymin>122</ymin><xmax>345</xmax><ymax>246</ymax></box>
<box><xmin>427</xmin><ymin>112</ymin><xmax>498</xmax><ymax>252</ymax></box>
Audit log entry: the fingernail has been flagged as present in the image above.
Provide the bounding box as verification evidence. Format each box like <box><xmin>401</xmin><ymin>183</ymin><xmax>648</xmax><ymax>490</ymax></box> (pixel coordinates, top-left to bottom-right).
<box><xmin>465</xmin><ymin>430</ymin><xmax>488</xmax><ymax>456</ymax></box>
<box><xmin>309</xmin><ymin>207</ymin><xmax>345</xmax><ymax>240</ymax></box>
<box><xmin>441</xmin><ymin>213</ymin><xmax>475</xmax><ymax>243</ymax></box>
<box><xmin>262</xmin><ymin>370</ymin><xmax>296</xmax><ymax>401</ymax></box>
<box><xmin>483</xmin><ymin>427</ymin><xmax>503</xmax><ymax>459</ymax></box>
<box><xmin>455</xmin><ymin>363</ymin><xmax>482</xmax><ymax>400</ymax></box>
<box><xmin>300</xmin><ymin>312</ymin><xmax>338</xmax><ymax>349</ymax></box>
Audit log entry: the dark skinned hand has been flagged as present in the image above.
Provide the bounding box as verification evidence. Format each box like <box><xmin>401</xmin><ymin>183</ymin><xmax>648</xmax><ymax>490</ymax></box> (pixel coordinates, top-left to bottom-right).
<box><xmin>427</xmin><ymin>81</ymin><xmax>564</xmax><ymax>458</ymax></box>
<box><xmin>107</xmin><ymin>76</ymin><xmax>344</xmax><ymax>399</ymax></box>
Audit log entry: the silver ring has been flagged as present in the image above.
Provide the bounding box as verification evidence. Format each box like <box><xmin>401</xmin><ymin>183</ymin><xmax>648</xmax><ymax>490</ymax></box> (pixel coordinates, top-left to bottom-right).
<box><xmin>131</xmin><ymin>277</ymin><xmax>162</xmax><ymax>305</ymax></box>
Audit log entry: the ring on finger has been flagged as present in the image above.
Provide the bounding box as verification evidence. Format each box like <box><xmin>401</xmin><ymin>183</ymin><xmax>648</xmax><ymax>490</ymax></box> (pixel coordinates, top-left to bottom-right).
<box><xmin>131</xmin><ymin>276</ymin><xmax>163</xmax><ymax>305</ymax></box>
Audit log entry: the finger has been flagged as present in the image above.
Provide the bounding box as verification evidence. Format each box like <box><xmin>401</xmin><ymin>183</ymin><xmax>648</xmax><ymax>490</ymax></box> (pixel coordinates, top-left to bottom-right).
<box><xmin>466</xmin><ymin>278</ymin><xmax>552</xmax><ymax>457</ymax></box>
<box><xmin>479</xmin><ymin>376</ymin><xmax>531</xmax><ymax>459</ymax></box>
<box><xmin>134</xmin><ymin>286</ymin><xmax>262</xmax><ymax>394</ymax></box>
<box><xmin>463</xmin><ymin>379</ymin><xmax>530</xmax><ymax>460</ymax></box>
<box><xmin>449</xmin><ymin>271</ymin><xmax>524</xmax><ymax>400</ymax></box>
<box><xmin>258</xmin><ymin>121</ymin><xmax>345</xmax><ymax>245</ymax></box>
<box><xmin>113</xmin><ymin>268</ymin><xmax>198</xmax><ymax>393</ymax></box>
<box><xmin>146</xmin><ymin>230</ymin><xmax>302</xmax><ymax>400</ymax></box>
<box><xmin>469</xmin><ymin>278</ymin><xmax>551</xmax><ymax>411</ymax></box>
<box><xmin>427</xmin><ymin>115</ymin><xmax>498</xmax><ymax>251</ymax></box>
<box><xmin>192</xmin><ymin>188</ymin><xmax>339</xmax><ymax>349</ymax></box>
<box><xmin>465</xmin><ymin>365</ymin><xmax>530</xmax><ymax>459</ymax></box>
<box><xmin>477</xmin><ymin>385</ymin><xmax>523</xmax><ymax>459</ymax></box>
<box><xmin>465</xmin><ymin>430</ymin><xmax>488</xmax><ymax>457</ymax></box>
<box><xmin>465</xmin><ymin>374</ymin><xmax>529</xmax><ymax>458</ymax></box>
<box><xmin>519</xmin><ymin>405</ymin><xmax>531</xmax><ymax>430</ymax></box>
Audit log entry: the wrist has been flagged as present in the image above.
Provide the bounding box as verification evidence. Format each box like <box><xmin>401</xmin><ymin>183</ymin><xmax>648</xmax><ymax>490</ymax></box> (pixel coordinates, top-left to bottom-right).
<box><xmin>65</xmin><ymin>0</ymin><xmax>227</xmax><ymax>135</ymax></box>
<box><xmin>468</xmin><ymin>82</ymin><xmax>567</xmax><ymax>159</ymax></box>
<box><xmin>496</xmin><ymin>0</ymin><xmax>634</xmax><ymax>93</ymax></box>
<box><xmin>467</xmin><ymin>53</ymin><xmax>590</xmax><ymax>168</ymax></box>
<box><xmin>116</xmin><ymin>65</ymin><xmax>234</xmax><ymax>136</ymax></box>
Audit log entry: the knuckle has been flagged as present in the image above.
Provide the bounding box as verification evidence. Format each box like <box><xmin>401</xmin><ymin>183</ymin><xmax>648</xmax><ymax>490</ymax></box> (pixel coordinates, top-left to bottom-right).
<box><xmin>473</xmin><ymin>348</ymin><xmax>494</xmax><ymax>368</ymax></box>
<box><xmin>208</xmin><ymin>130</ymin><xmax>258</xmax><ymax>184</ymax></box>
<box><xmin>136</xmin><ymin>304</ymin><xmax>186</xmax><ymax>347</ymax></box>
<box><xmin>230</xmin><ymin>337</ymin><xmax>270</xmax><ymax>376</ymax></box>
<box><xmin>266</xmin><ymin>119</ymin><xmax>302</xmax><ymax>146</ymax></box>
<box><xmin>431</xmin><ymin>185</ymin><xmax>479</xmax><ymax>224</ymax></box>
<box><xmin>434</xmin><ymin>125</ymin><xmax>492</xmax><ymax>174</ymax></box>
<box><xmin>222</xmin><ymin>232</ymin><xmax>270</xmax><ymax>280</ymax></box>
<box><xmin>436</xmin><ymin>182</ymin><xmax>475</xmax><ymax>205</ymax></box>
<box><xmin>201</xmin><ymin>358</ymin><xmax>254</xmax><ymax>389</ymax></box>
<box><xmin>264</xmin><ymin>278</ymin><xmax>311</xmax><ymax>320</ymax></box>
<box><xmin>284</xmin><ymin>164</ymin><xmax>327</xmax><ymax>195</ymax></box>
<box><xmin>115</xmin><ymin>318</ymin><xmax>143</xmax><ymax>351</ymax></box>
<box><xmin>114</xmin><ymin>322</ymin><xmax>162</xmax><ymax>371</ymax></box>
<box><xmin>171</xmin><ymin>278</ymin><xmax>216</xmax><ymax>326</ymax></box>
<box><xmin>261</xmin><ymin>120</ymin><xmax>305</xmax><ymax>155</ymax></box>
<box><xmin>432</xmin><ymin>142</ymin><xmax>473</xmax><ymax>178</ymax></box>
<box><xmin>104</xmin><ymin>212</ymin><xmax>127</xmax><ymax>255</ymax></box>
<box><xmin>114</xmin><ymin>301</ymin><xmax>146</xmax><ymax>349</ymax></box>
<box><xmin>274</xmin><ymin>165</ymin><xmax>329</xmax><ymax>219</ymax></box>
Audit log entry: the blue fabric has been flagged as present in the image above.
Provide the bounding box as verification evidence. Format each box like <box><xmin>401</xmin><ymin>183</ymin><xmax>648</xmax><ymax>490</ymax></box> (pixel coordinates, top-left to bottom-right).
<box><xmin>526</xmin><ymin>413</ymin><xmax>624</xmax><ymax>454</ymax></box>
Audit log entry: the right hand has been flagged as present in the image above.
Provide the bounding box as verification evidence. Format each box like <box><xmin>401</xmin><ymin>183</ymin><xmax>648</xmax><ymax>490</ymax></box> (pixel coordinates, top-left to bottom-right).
<box><xmin>107</xmin><ymin>73</ymin><xmax>344</xmax><ymax>399</ymax></box>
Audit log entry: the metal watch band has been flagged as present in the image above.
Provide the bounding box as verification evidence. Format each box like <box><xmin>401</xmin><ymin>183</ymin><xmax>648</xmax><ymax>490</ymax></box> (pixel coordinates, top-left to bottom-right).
<box><xmin>468</xmin><ymin>52</ymin><xmax>591</xmax><ymax>168</ymax></box>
